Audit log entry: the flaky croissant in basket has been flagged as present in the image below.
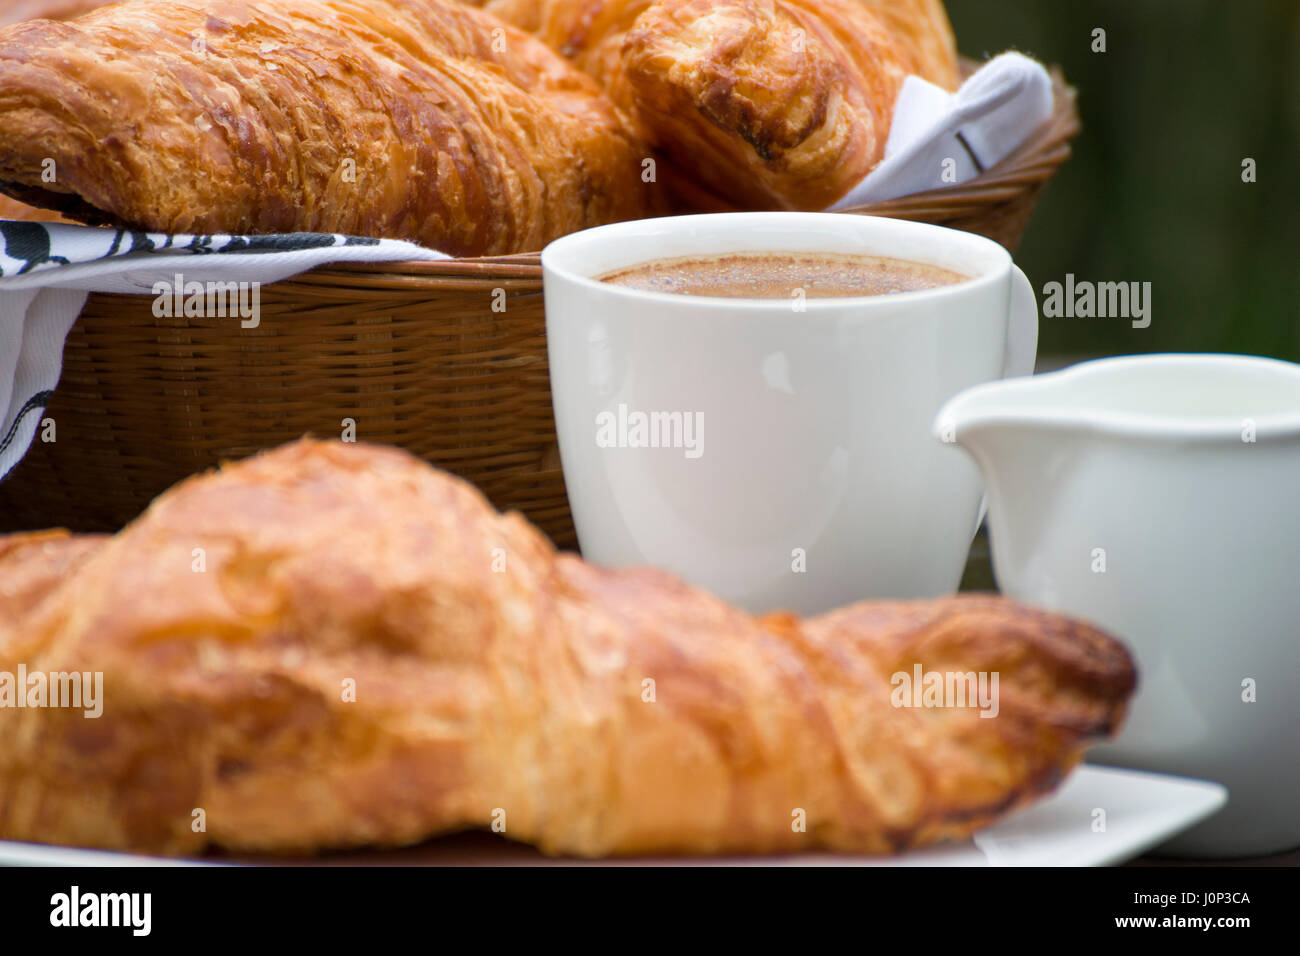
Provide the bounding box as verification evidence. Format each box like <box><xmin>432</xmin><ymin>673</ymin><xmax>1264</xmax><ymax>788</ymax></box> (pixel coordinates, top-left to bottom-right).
<box><xmin>0</xmin><ymin>0</ymin><xmax>965</xmax><ymax>251</ymax></box>
<box><xmin>0</xmin><ymin>0</ymin><xmax>661</xmax><ymax>254</ymax></box>
<box><xmin>470</xmin><ymin>0</ymin><xmax>961</xmax><ymax>209</ymax></box>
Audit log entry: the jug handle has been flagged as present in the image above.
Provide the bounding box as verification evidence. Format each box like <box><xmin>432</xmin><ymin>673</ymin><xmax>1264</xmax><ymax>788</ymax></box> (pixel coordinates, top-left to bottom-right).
<box><xmin>972</xmin><ymin>266</ymin><xmax>1039</xmax><ymax>536</ymax></box>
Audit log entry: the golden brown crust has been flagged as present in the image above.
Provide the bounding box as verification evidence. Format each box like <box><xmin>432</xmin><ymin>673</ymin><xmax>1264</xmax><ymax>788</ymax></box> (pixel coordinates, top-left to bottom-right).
<box><xmin>860</xmin><ymin>0</ymin><xmax>958</xmax><ymax>90</ymax></box>
<box><xmin>0</xmin><ymin>439</ymin><xmax>1134</xmax><ymax>858</ymax></box>
<box><xmin>474</xmin><ymin>0</ymin><xmax>958</xmax><ymax>90</ymax></box>
<box><xmin>622</xmin><ymin>0</ymin><xmax>905</xmax><ymax>209</ymax></box>
<box><xmin>0</xmin><ymin>0</ymin><xmax>116</xmax><ymax>220</ymax></box>
<box><xmin>795</xmin><ymin>598</ymin><xmax>1134</xmax><ymax>849</ymax></box>
<box><xmin>0</xmin><ymin>0</ymin><xmax>656</xmax><ymax>254</ymax></box>
<box><xmin>473</xmin><ymin>0</ymin><xmax>958</xmax><ymax>209</ymax></box>
<box><xmin>873</xmin><ymin>0</ymin><xmax>956</xmax><ymax>89</ymax></box>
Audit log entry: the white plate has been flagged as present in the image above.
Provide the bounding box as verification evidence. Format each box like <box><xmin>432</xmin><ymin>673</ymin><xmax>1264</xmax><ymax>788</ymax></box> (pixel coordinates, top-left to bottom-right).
<box><xmin>0</xmin><ymin>764</ymin><xmax>1225</xmax><ymax>867</ymax></box>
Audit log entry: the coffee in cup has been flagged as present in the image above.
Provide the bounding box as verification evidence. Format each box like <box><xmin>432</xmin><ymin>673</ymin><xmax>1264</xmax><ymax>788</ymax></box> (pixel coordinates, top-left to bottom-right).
<box><xmin>599</xmin><ymin>251</ymin><xmax>967</xmax><ymax>300</ymax></box>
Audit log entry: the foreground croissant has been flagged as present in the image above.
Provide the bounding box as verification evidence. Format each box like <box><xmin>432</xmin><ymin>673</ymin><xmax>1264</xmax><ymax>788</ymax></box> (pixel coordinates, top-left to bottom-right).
<box><xmin>0</xmin><ymin>0</ymin><xmax>654</xmax><ymax>255</ymax></box>
<box><xmin>471</xmin><ymin>0</ymin><xmax>959</xmax><ymax>209</ymax></box>
<box><xmin>0</xmin><ymin>439</ymin><xmax>1135</xmax><ymax>857</ymax></box>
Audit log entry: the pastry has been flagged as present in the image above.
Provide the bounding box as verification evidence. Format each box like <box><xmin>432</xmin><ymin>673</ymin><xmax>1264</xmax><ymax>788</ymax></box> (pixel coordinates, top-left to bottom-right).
<box><xmin>0</xmin><ymin>0</ymin><xmax>117</xmax><ymax>222</ymax></box>
<box><xmin>0</xmin><ymin>438</ymin><xmax>1135</xmax><ymax>857</ymax></box>
<box><xmin>0</xmin><ymin>0</ymin><xmax>656</xmax><ymax>255</ymax></box>
<box><xmin>472</xmin><ymin>0</ymin><xmax>958</xmax><ymax>90</ymax></box>
<box><xmin>863</xmin><ymin>0</ymin><xmax>959</xmax><ymax>90</ymax></box>
<box><xmin>468</xmin><ymin>0</ymin><xmax>960</xmax><ymax>209</ymax></box>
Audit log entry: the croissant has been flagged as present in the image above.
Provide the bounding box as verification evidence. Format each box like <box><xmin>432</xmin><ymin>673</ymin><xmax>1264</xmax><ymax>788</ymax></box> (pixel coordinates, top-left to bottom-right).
<box><xmin>0</xmin><ymin>0</ymin><xmax>656</xmax><ymax>255</ymax></box>
<box><xmin>865</xmin><ymin>0</ymin><xmax>959</xmax><ymax>89</ymax></box>
<box><xmin>472</xmin><ymin>0</ymin><xmax>957</xmax><ymax>89</ymax></box>
<box><xmin>469</xmin><ymin>0</ymin><xmax>959</xmax><ymax>209</ymax></box>
<box><xmin>0</xmin><ymin>439</ymin><xmax>1135</xmax><ymax>857</ymax></box>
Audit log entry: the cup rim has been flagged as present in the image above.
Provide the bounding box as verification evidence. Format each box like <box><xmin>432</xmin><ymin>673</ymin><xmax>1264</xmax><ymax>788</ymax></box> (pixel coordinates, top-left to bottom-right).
<box><xmin>540</xmin><ymin>212</ymin><xmax>1011</xmax><ymax>313</ymax></box>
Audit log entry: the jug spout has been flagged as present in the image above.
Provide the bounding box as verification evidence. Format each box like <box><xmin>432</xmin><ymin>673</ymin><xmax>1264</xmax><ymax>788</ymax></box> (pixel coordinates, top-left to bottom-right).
<box><xmin>932</xmin><ymin>372</ymin><xmax>1084</xmax><ymax>558</ymax></box>
<box><xmin>936</xmin><ymin>353</ymin><xmax>1300</xmax><ymax>597</ymax></box>
<box><xmin>938</xmin><ymin>352</ymin><xmax>1300</xmax><ymax>460</ymax></box>
<box><xmin>933</xmin><ymin>374</ymin><xmax>1057</xmax><ymax>465</ymax></box>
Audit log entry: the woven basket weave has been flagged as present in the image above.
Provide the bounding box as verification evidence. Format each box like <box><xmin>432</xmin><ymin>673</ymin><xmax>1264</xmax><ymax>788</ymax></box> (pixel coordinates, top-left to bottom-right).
<box><xmin>0</xmin><ymin>65</ymin><xmax>1079</xmax><ymax>547</ymax></box>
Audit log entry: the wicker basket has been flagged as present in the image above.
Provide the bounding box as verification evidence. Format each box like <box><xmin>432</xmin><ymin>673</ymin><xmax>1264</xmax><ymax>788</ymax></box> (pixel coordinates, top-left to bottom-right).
<box><xmin>0</xmin><ymin>65</ymin><xmax>1079</xmax><ymax>547</ymax></box>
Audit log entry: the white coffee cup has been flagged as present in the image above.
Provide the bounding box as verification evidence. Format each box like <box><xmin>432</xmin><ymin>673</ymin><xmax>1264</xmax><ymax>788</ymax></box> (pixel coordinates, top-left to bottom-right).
<box><xmin>541</xmin><ymin>212</ymin><xmax>1037</xmax><ymax>614</ymax></box>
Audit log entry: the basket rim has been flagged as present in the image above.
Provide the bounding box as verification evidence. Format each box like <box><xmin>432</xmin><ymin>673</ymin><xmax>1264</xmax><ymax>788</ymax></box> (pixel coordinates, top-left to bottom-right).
<box><xmin>321</xmin><ymin>58</ymin><xmax>1079</xmax><ymax>283</ymax></box>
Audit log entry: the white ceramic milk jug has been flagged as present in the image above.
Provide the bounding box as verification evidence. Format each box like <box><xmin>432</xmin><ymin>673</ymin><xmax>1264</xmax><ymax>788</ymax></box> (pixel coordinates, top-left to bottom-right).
<box><xmin>936</xmin><ymin>353</ymin><xmax>1300</xmax><ymax>858</ymax></box>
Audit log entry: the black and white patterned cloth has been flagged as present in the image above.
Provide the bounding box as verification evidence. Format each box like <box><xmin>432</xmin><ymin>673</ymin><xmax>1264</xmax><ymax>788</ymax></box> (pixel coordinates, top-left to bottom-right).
<box><xmin>0</xmin><ymin>53</ymin><xmax>1050</xmax><ymax>482</ymax></box>
<box><xmin>0</xmin><ymin>225</ymin><xmax>447</xmax><ymax>478</ymax></box>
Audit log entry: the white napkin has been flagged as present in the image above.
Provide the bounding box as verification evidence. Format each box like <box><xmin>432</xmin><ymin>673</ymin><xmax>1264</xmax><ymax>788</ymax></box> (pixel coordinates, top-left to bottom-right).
<box><xmin>831</xmin><ymin>52</ymin><xmax>1054</xmax><ymax>208</ymax></box>
<box><xmin>0</xmin><ymin>53</ymin><xmax>1053</xmax><ymax>482</ymax></box>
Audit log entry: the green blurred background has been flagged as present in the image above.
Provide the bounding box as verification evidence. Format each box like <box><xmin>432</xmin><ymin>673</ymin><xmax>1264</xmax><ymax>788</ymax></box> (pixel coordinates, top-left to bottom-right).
<box><xmin>945</xmin><ymin>0</ymin><xmax>1300</xmax><ymax>364</ymax></box>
